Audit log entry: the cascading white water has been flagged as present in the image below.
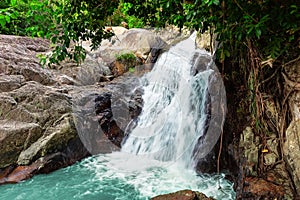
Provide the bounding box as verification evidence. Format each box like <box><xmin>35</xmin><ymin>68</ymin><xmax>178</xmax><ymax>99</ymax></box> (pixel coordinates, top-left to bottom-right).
<box><xmin>121</xmin><ymin>33</ymin><xmax>217</xmax><ymax>169</ymax></box>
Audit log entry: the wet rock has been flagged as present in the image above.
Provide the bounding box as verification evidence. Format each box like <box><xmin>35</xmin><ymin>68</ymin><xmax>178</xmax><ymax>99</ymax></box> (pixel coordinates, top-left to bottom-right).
<box><xmin>151</xmin><ymin>190</ymin><xmax>215</xmax><ymax>200</ymax></box>
<box><xmin>265</xmin><ymin>163</ymin><xmax>294</xmax><ymax>199</ymax></box>
<box><xmin>73</xmin><ymin>75</ymin><xmax>143</xmax><ymax>154</ymax></box>
<box><xmin>0</xmin><ymin>164</ymin><xmax>38</xmax><ymax>184</ymax></box>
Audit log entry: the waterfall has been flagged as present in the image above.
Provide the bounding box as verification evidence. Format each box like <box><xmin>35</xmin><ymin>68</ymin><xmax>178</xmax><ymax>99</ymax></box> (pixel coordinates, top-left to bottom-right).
<box><xmin>0</xmin><ymin>33</ymin><xmax>234</xmax><ymax>200</ymax></box>
<box><xmin>121</xmin><ymin>32</ymin><xmax>225</xmax><ymax>169</ymax></box>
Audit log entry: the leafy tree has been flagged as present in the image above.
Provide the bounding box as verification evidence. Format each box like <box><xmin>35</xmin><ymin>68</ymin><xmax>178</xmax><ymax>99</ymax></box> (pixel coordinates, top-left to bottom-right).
<box><xmin>122</xmin><ymin>0</ymin><xmax>300</xmax><ymax>175</ymax></box>
<box><xmin>0</xmin><ymin>0</ymin><xmax>119</xmax><ymax>65</ymax></box>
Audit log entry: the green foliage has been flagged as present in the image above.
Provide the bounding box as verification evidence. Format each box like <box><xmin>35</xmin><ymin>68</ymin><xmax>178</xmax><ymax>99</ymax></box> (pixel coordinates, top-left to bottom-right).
<box><xmin>0</xmin><ymin>0</ymin><xmax>119</xmax><ymax>66</ymax></box>
<box><xmin>1</xmin><ymin>0</ymin><xmax>299</xmax><ymax>70</ymax></box>
<box><xmin>115</xmin><ymin>52</ymin><xmax>136</xmax><ymax>62</ymax></box>
<box><xmin>109</xmin><ymin>2</ymin><xmax>144</xmax><ymax>28</ymax></box>
<box><xmin>128</xmin><ymin>67</ymin><xmax>135</xmax><ymax>73</ymax></box>
<box><xmin>115</xmin><ymin>52</ymin><xmax>137</xmax><ymax>71</ymax></box>
<box><xmin>0</xmin><ymin>0</ymin><xmax>53</xmax><ymax>36</ymax></box>
<box><xmin>124</xmin><ymin>0</ymin><xmax>300</xmax><ymax>63</ymax></box>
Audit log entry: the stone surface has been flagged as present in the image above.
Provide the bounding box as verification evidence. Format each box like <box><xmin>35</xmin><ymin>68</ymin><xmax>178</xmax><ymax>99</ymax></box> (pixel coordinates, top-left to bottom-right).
<box><xmin>284</xmin><ymin>120</ymin><xmax>300</xmax><ymax>194</ymax></box>
<box><xmin>82</xmin><ymin>28</ymin><xmax>167</xmax><ymax>77</ymax></box>
<box><xmin>239</xmin><ymin>127</ymin><xmax>260</xmax><ymax>177</ymax></box>
<box><xmin>0</xmin><ymin>120</ymin><xmax>42</xmax><ymax>168</ymax></box>
<box><xmin>285</xmin><ymin>60</ymin><xmax>300</xmax><ymax>120</ymax></box>
<box><xmin>0</xmin><ymin>28</ymin><xmax>159</xmax><ymax>184</ymax></box>
<box><xmin>0</xmin><ymin>75</ymin><xmax>25</xmax><ymax>92</ymax></box>
<box><xmin>151</xmin><ymin>190</ymin><xmax>215</xmax><ymax>200</ymax></box>
<box><xmin>242</xmin><ymin>177</ymin><xmax>285</xmax><ymax>199</ymax></box>
<box><xmin>283</xmin><ymin>60</ymin><xmax>300</xmax><ymax>196</ymax></box>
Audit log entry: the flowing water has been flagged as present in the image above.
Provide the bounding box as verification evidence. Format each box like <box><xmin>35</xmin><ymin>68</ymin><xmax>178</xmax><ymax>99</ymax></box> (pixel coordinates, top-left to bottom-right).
<box><xmin>0</xmin><ymin>34</ymin><xmax>235</xmax><ymax>200</ymax></box>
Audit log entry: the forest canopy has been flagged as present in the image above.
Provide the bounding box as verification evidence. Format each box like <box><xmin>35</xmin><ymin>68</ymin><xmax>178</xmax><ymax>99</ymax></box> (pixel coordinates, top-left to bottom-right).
<box><xmin>1</xmin><ymin>0</ymin><xmax>299</xmax><ymax>66</ymax></box>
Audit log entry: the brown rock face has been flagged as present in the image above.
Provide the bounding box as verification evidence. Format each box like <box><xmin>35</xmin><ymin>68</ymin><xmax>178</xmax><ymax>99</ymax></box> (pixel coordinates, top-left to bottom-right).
<box><xmin>242</xmin><ymin>177</ymin><xmax>285</xmax><ymax>199</ymax></box>
<box><xmin>151</xmin><ymin>190</ymin><xmax>214</xmax><ymax>200</ymax></box>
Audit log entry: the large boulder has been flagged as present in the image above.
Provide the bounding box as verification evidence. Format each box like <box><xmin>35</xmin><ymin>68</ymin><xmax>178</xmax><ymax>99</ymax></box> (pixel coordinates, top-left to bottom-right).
<box><xmin>0</xmin><ymin>28</ymin><xmax>164</xmax><ymax>184</ymax></box>
<box><xmin>82</xmin><ymin>28</ymin><xmax>167</xmax><ymax>77</ymax></box>
<box><xmin>0</xmin><ymin>120</ymin><xmax>42</xmax><ymax>168</ymax></box>
<box><xmin>151</xmin><ymin>190</ymin><xmax>214</xmax><ymax>200</ymax></box>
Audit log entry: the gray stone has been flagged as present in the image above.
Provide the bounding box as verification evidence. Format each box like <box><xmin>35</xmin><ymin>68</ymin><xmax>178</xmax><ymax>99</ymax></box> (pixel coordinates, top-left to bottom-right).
<box><xmin>284</xmin><ymin>120</ymin><xmax>300</xmax><ymax>194</ymax></box>
<box><xmin>240</xmin><ymin>127</ymin><xmax>260</xmax><ymax>176</ymax></box>
<box><xmin>0</xmin><ymin>120</ymin><xmax>42</xmax><ymax>168</ymax></box>
<box><xmin>17</xmin><ymin>114</ymin><xmax>76</xmax><ymax>165</ymax></box>
<box><xmin>0</xmin><ymin>75</ymin><xmax>25</xmax><ymax>92</ymax></box>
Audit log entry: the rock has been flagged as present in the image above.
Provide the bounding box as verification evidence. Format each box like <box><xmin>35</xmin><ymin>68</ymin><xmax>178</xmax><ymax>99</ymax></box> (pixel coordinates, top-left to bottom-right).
<box><xmin>120</xmin><ymin>29</ymin><xmax>167</xmax><ymax>59</ymax></box>
<box><xmin>87</xmin><ymin>28</ymin><xmax>167</xmax><ymax>73</ymax></box>
<box><xmin>264</xmin><ymin>135</ymin><xmax>279</xmax><ymax>166</ymax></box>
<box><xmin>239</xmin><ymin>127</ymin><xmax>260</xmax><ymax>176</ymax></box>
<box><xmin>21</xmin><ymin>65</ymin><xmax>55</xmax><ymax>85</ymax></box>
<box><xmin>0</xmin><ymin>95</ymin><xmax>17</xmax><ymax>118</ymax></box>
<box><xmin>0</xmin><ymin>120</ymin><xmax>42</xmax><ymax>168</ymax></box>
<box><xmin>283</xmin><ymin>60</ymin><xmax>300</xmax><ymax>195</ymax></box>
<box><xmin>151</xmin><ymin>190</ymin><xmax>214</xmax><ymax>200</ymax></box>
<box><xmin>265</xmin><ymin>163</ymin><xmax>294</xmax><ymax>199</ymax></box>
<box><xmin>0</xmin><ymin>35</ymin><xmax>52</xmax><ymax>85</ymax></box>
<box><xmin>150</xmin><ymin>25</ymin><xmax>190</xmax><ymax>45</ymax></box>
<box><xmin>0</xmin><ymin>75</ymin><xmax>25</xmax><ymax>92</ymax></box>
<box><xmin>0</xmin><ymin>32</ymin><xmax>149</xmax><ymax>184</ymax></box>
<box><xmin>242</xmin><ymin>177</ymin><xmax>285</xmax><ymax>199</ymax></box>
<box><xmin>17</xmin><ymin>114</ymin><xmax>77</xmax><ymax>165</ymax></box>
<box><xmin>284</xmin><ymin>120</ymin><xmax>300</xmax><ymax>194</ymax></box>
<box><xmin>72</xmin><ymin>74</ymin><xmax>143</xmax><ymax>154</ymax></box>
<box><xmin>0</xmin><ymin>165</ymin><xmax>38</xmax><ymax>184</ymax></box>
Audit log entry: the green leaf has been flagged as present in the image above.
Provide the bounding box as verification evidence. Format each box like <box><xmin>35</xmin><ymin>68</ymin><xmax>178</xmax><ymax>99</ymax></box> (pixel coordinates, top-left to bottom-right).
<box><xmin>255</xmin><ymin>28</ymin><xmax>261</xmax><ymax>39</ymax></box>
<box><xmin>10</xmin><ymin>11</ymin><xmax>18</xmax><ymax>19</ymax></box>
<box><xmin>213</xmin><ymin>0</ymin><xmax>220</xmax><ymax>5</ymax></box>
<box><xmin>224</xmin><ymin>49</ymin><xmax>230</xmax><ymax>57</ymax></box>
<box><xmin>10</xmin><ymin>0</ymin><xmax>17</xmax><ymax>7</ymax></box>
<box><xmin>0</xmin><ymin>15</ymin><xmax>6</xmax><ymax>28</ymax></box>
<box><xmin>5</xmin><ymin>15</ymin><xmax>10</xmax><ymax>23</ymax></box>
<box><xmin>247</xmin><ymin>26</ymin><xmax>254</xmax><ymax>35</ymax></box>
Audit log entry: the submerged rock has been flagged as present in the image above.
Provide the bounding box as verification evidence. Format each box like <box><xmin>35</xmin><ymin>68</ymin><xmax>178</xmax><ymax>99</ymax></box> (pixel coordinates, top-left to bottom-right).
<box><xmin>151</xmin><ymin>190</ymin><xmax>215</xmax><ymax>200</ymax></box>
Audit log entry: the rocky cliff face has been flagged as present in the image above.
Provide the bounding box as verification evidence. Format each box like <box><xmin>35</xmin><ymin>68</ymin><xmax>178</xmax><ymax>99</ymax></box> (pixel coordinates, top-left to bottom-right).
<box><xmin>283</xmin><ymin>60</ymin><xmax>300</xmax><ymax>196</ymax></box>
<box><xmin>0</xmin><ymin>28</ymin><xmax>167</xmax><ymax>184</ymax></box>
<box><xmin>223</xmin><ymin>58</ymin><xmax>300</xmax><ymax>199</ymax></box>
